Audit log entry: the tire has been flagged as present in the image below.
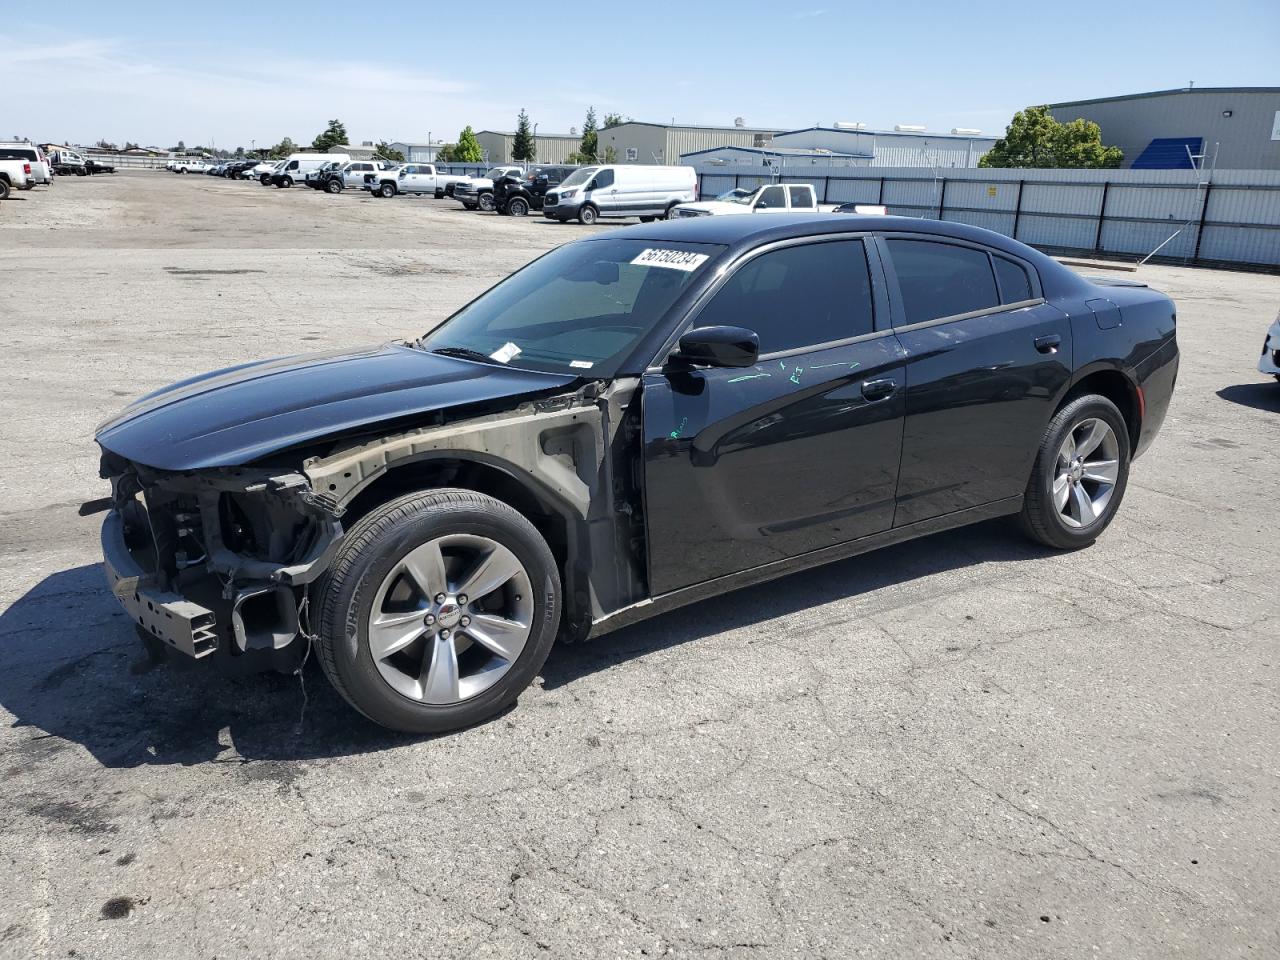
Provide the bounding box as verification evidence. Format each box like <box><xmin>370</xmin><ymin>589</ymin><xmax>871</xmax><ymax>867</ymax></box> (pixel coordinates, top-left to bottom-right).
<box><xmin>578</xmin><ymin>204</ymin><xmax>599</xmax><ymax>225</ymax></box>
<box><xmin>0</xmin><ymin>179</ymin><xmax>9</xmax><ymax>201</ymax></box>
<box><xmin>379</xmin><ymin>182</ymin><xmax>396</xmax><ymax>198</ymax></box>
<box><xmin>478</xmin><ymin>192</ymin><xmax>495</xmax><ymax>212</ymax></box>
<box><xmin>435</xmin><ymin>190</ymin><xmax>445</xmax><ymax>199</ymax></box>
<box><xmin>282</xmin><ymin>176</ymin><xmax>293</xmax><ymax>188</ymax></box>
<box><xmin>661</xmin><ymin>202</ymin><xmax>679</xmax><ymax>221</ymax></box>
<box><xmin>315</xmin><ymin>488</ymin><xmax>561</xmax><ymax>734</ymax></box>
<box><xmin>326</xmin><ymin>179</ymin><xmax>342</xmax><ymax>194</ymax></box>
<box><xmin>177</xmin><ymin>168</ymin><xmax>186</xmax><ymax>175</ymax></box>
<box><xmin>507</xmin><ymin>197</ymin><xmax>530</xmax><ymax>217</ymax></box>
<box><xmin>1019</xmin><ymin>394</ymin><xmax>1131</xmax><ymax>550</ymax></box>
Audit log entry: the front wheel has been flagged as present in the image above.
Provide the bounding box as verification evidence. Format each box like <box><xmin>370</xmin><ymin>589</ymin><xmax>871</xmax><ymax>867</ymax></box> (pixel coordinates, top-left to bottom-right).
<box><xmin>326</xmin><ymin>179</ymin><xmax>342</xmax><ymax>193</ymax></box>
<box><xmin>507</xmin><ymin>197</ymin><xmax>529</xmax><ymax>217</ymax></box>
<box><xmin>1020</xmin><ymin>394</ymin><xmax>1130</xmax><ymax>549</ymax></box>
<box><xmin>578</xmin><ymin>204</ymin><xmax>599</xmax><ymax>225</ymax></box>
<box><xmin>281</xmin><ymin>176</ymin><xmax>293</xmax><ymax>188</ymax></box>
<box><xmin>315</xmin><ymin>489</ymin><xmax>561</xmax><ymax>734</ymax></box>
<box><xmin>379</xmin><ymin>182</ymin><xmax>396</xmax><ymax>198</ymax></box>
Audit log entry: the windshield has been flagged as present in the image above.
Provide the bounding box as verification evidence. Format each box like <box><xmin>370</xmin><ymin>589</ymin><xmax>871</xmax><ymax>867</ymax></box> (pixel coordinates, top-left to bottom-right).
<box><xmin>418</xmin><ymin>238</ymin><xmax>724</xmax><ymax>377</ymax></box>
<box><xmin>483</xmin><ymin>167</ymin><xmax>510</xmax><ymax>179</ymax></box>
<box><xmin>559</xmin><ymin>166</ymin><xmax>599</xmax><ymax>189</ymax></box>
<box><xmin>725</xmin><ymin>188</ymin><xmax>758</xmax><ymax>205</ymax></box>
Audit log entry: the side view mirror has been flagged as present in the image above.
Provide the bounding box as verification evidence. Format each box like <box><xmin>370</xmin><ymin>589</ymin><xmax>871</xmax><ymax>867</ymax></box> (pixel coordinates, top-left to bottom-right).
<box><xmin>672</xmin><ymin>326</ymin><xmax>759</xmax><ymax>369</ymax></box>
<box><xmin>586</xmin><ymin>179</ymin><xmax>598</xmax><ymax>191</ymax></box>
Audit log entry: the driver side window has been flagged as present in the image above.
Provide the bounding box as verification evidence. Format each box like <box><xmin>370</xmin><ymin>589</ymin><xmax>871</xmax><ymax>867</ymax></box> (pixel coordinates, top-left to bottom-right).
<box><xmin>756</xmin><ymin>185</ymin><xmax>786</xmax><ymax>209</ymax></box>
<box><xmin>593</xmin><ymin>168</ymin><xmax>615</xmax><ymax>189</ymax></box>
<box><xmin>693</xmin><ymin>240</ymin><xmax>875</xmax><ymax>354</ymax></box>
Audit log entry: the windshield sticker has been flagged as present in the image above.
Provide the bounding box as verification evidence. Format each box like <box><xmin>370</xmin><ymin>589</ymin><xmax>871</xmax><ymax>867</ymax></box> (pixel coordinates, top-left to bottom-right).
<box><xmin>489</xmin><ymin>342</ymin><xmax>522</xmax><ymax>364</ymax></box>
<box><xmin>631</xmin><ymin>249</ymin><xmax>710</xmax><ymax>272</ymax></box>
<box><xmin>569</xmin><ymin>360</ymin><xmax>595</xmax><ymax>369</ymax></box>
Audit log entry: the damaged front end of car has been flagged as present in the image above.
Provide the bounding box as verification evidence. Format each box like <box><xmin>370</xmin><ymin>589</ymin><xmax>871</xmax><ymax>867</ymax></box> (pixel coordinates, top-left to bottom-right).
<box><xmin>96</xmin><ymin>448</ymin><xmax>344</xmax><ymax>674</ymax></box>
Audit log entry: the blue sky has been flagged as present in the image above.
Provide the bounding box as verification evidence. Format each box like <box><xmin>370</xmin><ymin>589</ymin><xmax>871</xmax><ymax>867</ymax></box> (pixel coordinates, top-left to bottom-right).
<box><xmin>5</xmin><ymin>0</ymin><xmax>1278</xmax><ymax>149</ymax></box>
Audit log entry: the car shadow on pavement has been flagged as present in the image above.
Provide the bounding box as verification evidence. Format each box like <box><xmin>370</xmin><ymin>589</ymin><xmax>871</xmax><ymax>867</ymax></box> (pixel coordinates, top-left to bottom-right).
<box><xmin>1</xmin><ymin>520</ymin><xmax>1048</xmax><ymax>767</ymax></box>
<box><xmin>543</xmin><ymin>518</ymin><xmax>1050</xmax><ymax>690</ymax></box>
<box><xmin>1216</xmin><ymin>381</ymin><xmax>1280</xmax><ymax>412</ymax></box>
<box><xmin>0</xmin><ymin>564</ymin><xmax>407</xmax><ymax>768</ymax></box>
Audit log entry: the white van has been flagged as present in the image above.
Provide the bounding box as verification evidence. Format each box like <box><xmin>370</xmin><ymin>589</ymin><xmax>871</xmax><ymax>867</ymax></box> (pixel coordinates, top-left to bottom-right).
<box><xmin>0</xmin><ymin>142</ymin><xmax>52</xmax><ymax>184</ymax></box>
<box><xmin>268</xmin><ymin>153</ymin><xmax>349</xmax><ymax>188</ymax></box>
<box><xmin>543</xmin><ymin>165</ymin><xmax>697</xmax><ymax>225</ymax></box>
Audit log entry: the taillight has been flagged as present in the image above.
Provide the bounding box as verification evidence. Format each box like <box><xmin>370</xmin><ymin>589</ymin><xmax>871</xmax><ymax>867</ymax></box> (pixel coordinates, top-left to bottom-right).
<box><xmin>23</xmin><ymin>163</ymin><xmax>31</xmax><ymax>175</ymax></box>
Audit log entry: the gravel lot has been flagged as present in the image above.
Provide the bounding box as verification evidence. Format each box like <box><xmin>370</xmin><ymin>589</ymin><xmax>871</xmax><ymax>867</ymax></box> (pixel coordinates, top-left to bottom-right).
<box><xmin>1</xmin><ymin>171</ymin><xmax>1277</xmax><ymax>960</ymax></box>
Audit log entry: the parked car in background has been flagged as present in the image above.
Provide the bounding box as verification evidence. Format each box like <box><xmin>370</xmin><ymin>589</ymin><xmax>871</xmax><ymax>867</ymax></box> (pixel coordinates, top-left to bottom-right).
<box><xmin>543</xmin><ymin>164</ymin><xmax>698</xmax><ymax>224</ymax></box>
<box><xmin>324</xmin><ymin>160</ymin><xmax>391</xmax><ymax>193</ymax></box>
<box><xmin>88</xmin><ymin>214</ymin><xmax>1178</xmax><ymax>733</ymax></box>
<box><xmin>85</xmin><ymin>159</ymin><xmax>117</xmax><ymax>175</ymax></box>
<box><xmin>0</xmin><ymin>142</ymin><xmax>52</xmax><ymax>185</ymax></box>
<box><xmin>268</xmin><ymin>153</ymin><xmax>349</xmax><ymax>188</ymax></box>
<box><xmin>170</xmin><ymin>158</ymin><xmax>210</xmax><ymax>174</ymax></box>
<box><xmin>1259</xmin><ymin>308</ymin><xmax>1280</xmax><ymax>381</ymax></box>
<box><xmin>363</xmin><ymin>163</ymin><xmax>468</xmax><ymax>199</ymax></box>
<box><xmin>304</xmin><ymin>160</ymin><xmax>344</xmax><ymax>189</ymax></box>
<box><xmin>674</xmin><ymin>183</ymin><xmax>839</xmax><ymax>217</ymax></box>
<box><xmin>240</xmin><ymin>161</ymin><xmax>276</xmax><ymax>182</ymax></box>
<box><xmin>0</xmin><ymin>158</ymin><xmax>34</xmax><ymax>199</ymax></box>
<box><xmin>51</xmin><ymin>149</ymin><xmax>88</xmax><ymax>176</ymax></box>
<box><xmin>452</xmin><ymin>165</ymin><xmax>524</xmax><ymax>211</ymax></box>
<box><xmin>494</xmin><ymin>165</ymin><xmax>577</xmax><ymax>217</ymax></box>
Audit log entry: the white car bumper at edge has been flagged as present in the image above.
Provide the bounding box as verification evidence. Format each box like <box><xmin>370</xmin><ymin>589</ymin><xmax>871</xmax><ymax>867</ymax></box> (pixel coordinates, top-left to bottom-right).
<box><xmin>1259</xmin><ymin>316</ymin><xmax>1280</xmax><ymax>377</ymax></box>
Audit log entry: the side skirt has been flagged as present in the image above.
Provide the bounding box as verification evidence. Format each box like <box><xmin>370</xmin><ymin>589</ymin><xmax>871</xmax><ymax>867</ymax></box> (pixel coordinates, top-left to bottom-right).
<box><xmin>586</xmin><ymin>496</ymin><xmax>1023</xmax><ymax>639</ymax></box>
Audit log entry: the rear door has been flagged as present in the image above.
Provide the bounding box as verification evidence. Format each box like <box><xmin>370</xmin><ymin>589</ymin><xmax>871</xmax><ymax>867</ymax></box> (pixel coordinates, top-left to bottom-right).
<box><xmin>879</xmin><ymin>235</ymin><xmax>1072</xmax><ymax>525</ymax></box>
<box><xmin>642</xmin><ymin>236</ymin><xmax>906</xmax><ymax>595</ymax></box>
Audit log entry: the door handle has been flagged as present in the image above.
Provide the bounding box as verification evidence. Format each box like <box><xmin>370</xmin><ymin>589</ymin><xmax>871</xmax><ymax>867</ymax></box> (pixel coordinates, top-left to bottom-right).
<box><xmin>1034</xmin><ymin>334</ymin><xmax>1062</xmax><ymax>354</ymax></box>
<box><xmin>861</xmin><ymin>378</ymin><xmax>897</xmax><ymax>401</ymax></box>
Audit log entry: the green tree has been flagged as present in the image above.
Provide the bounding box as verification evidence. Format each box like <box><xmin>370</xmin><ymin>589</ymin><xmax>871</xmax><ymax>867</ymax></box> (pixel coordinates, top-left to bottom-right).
<box><xmin>512</xmin><ymin>109</ymin><xmax>536</xmax><ymax>161</ymax></box>
<box><xmin>376</xmin><ymin>141</ymin><xmax>405</xmax><ymax>162</ymax></box>
<box><xmin>979</xmin><ymin>106</ymin><xmax>1123</xmax><ymax>169</ymax></box>
<box><xmin>579</xmin><ymin>106</ymin><xmax>598</xmax><ymax>162</ymax></box>
<box><xmin>603</xmin><ymin>113</ymin><xmax>627</xmax><ymax>129</ymax></box>
<box><xmin>454</xmin><ymin>126</ymin><xmax>483</xmax><ymax>163</ymax></box>
<box><xmin>436</xmin><ymin>143</ymin><xmax>456</xmax><ymax>162</ymax></box>
<box><xmin>268</xmin><ymin>136</ymin><xmax>297</xmax><ymax>159</ymax></box>
<box><xmin>311</xmin><ymin>119</ymin><xmax>349</xmax><ymax>152</ymax></box>
<box><xmin>171</xmin><ymin>139</ymin><xmax>186</xmax><ymax>153</ymax></box>
<box><xmin>602</xmin><ymin>145</ymin><xmax>618</xmax><ymax>163</ymax></box>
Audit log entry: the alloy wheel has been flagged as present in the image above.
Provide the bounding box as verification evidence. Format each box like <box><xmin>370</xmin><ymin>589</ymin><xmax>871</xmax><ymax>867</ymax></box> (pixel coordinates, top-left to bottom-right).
<box><xmin>1053</xmin><ymin>418</ymin><xmax>1120</xmax><ymax>528</ymax></box>
<box><xmin>367</xmin><ymin>534</ymin><xmax>534</xmax><ymax>705</ymax></box>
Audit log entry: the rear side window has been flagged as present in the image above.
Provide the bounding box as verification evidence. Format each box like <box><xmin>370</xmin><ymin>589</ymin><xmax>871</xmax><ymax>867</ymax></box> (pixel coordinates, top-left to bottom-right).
<box><xmin>994</xmin><ymin>256</ymin><xmax>1034</xmax><ymax>303</ymax></box>
<box><xmin>787</xmin><ymin>186</ymin><xmax>815</xmax><ymax>209</ymax></box>
<box><xmin>695</xmin><ymin>240</ymin><xmax>875</xmax><ymax>354</ymax></box>
<box><xmin>886</xmin><ymin>239</ymin><xmax>999</xmax><ymax>325</ymax></box>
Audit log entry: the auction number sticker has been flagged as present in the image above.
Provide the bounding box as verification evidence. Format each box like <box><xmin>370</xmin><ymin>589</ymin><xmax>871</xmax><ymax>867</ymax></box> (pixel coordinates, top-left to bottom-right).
<box><xmin>631</xmin><ymin>248</ymin><xmax>710</xmax><ymax>272</ymax></box>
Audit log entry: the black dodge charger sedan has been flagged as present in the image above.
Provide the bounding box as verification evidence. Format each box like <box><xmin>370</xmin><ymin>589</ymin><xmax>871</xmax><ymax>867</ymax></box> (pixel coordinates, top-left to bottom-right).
<box><xmin>91</xmin><ymin>214</ymin><xmax>1178</xmax><ymax>733</ymax></box>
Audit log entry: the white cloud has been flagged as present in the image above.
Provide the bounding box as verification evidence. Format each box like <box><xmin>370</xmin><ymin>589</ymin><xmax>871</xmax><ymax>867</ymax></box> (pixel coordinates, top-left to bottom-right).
<box><xmin>0</xmin><ymin>33</ymin><xmax>479</xmax><ymax>147</ymax></box>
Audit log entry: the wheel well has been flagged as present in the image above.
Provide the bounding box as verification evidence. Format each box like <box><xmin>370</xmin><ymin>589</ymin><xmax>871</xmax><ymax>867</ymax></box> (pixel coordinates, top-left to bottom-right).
<box><xmin>339</xmin><ymin>459</ymin><xmax>570</xmax><ymax>593</ymax></box>
<box><xmin>1060</xmin><ymin>370</ymin><xmax>1140</xmax><ymax>450</ymax></box>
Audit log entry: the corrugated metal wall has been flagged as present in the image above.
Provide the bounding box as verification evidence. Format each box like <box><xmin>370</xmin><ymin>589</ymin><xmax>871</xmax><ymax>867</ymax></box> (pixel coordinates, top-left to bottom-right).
<box><xmin>692</xmin><ymin>164</ymin><xmax>1280</xmax><ymax>268</ymax></box>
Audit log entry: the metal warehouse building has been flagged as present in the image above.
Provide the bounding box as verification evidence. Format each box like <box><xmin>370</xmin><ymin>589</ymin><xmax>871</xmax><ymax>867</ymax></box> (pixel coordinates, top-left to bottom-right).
<box><xmin>1049</xmin><ymin>87</ymin><xmax>1280</xmax><ymax>169</ymax></box>
<box><xmin>475</xmin><ymin>131</ymin><xmax>580</xmax><ymax>165</ymax></box>
<box><xmin>599</xmin><ymin>121</ymin><xmax>784</xmax><ymax>165</ymax></box>
<box><xmin>770</xmin><ymin>127</ymin><xmax>997</xmax><ymax>168</ymax></box>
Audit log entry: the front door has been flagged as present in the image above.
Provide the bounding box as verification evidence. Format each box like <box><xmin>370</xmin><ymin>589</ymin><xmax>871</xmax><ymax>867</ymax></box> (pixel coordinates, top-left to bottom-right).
<box><xmin>642</xmin><ymin>237</ymin><xmax>906</xmax><ymax>596</ymax></box>
<box><xmin>879</xmin><ymin>236</ymin><xmax>1074</xmax><ymax>525</ymax></box>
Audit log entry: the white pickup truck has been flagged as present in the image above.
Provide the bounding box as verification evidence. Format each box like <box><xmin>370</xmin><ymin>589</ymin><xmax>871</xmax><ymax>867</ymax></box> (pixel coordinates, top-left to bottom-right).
<box><xmin>0</xmin><ymin>159</ymin><xmax>34</xmax><ymax>199</ymax></box>
<box><xmin>672</xmin><ymin>183</ymin><xmax>836</xmax><ymax>217</ymax></box>
<box><xmin>451</xmin><ymin>165</ymin><xmax>524</xmax><ymax>211</ymax></box>
<box><xmin>363</xmin><ymin>163</ymin><xmax>470</xmax><ymax>199</ymax></box>
<box><xmin>169</xmin><ymin>158</ymin><xmax>210</xmax><ymax>174</ymax></box>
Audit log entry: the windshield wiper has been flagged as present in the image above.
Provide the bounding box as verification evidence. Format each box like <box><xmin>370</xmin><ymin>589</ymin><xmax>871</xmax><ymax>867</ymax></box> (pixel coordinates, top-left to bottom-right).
<box><xmin>428</xmin><ymin>346</ymin><xmax>504</xmax><ymax>365</ymax></box>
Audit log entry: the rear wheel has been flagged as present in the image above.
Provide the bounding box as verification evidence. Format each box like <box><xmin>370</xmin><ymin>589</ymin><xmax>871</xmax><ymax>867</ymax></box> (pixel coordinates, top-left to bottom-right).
<box><xmin>507</xmin><ymin>196</ymin><xmax>530</xmax><ymax>217</ymax></box>
<box><xmin>315</xmin><ymin>489</ymin><xmax>561</xmax><ymax>734</ymax></box>
<box><xmin>660</xmin><ymin>202</ymin><xmax>679</xmax><ymax>220</ymax></box>
<box><xmin>639</xmin><ymin>216</ymin><xmax>655</xmax><ymax>223</ymax></box>
<box><xmin>1020</xmin><ymin>394</ymin><xmax>1130</xmax><ymax>549</ymax></box>
<box><xmin>478</xmin><ymin>192</ymin><xmax>495</xmax><ymax>212</ymax></box>
<box><xmin>578</xmin><ymin>204</ymin><xmax>599</xmax><ymax>225</ymax></box>
<box><xmin>379</xmin><ymin>182</ymin><xmax>396</xmax><ymax>198</ymax></box>
<box><xmin>0</xmin><ymin>179</ymin><xmax>9</xmax><ymax>200</ymax></box>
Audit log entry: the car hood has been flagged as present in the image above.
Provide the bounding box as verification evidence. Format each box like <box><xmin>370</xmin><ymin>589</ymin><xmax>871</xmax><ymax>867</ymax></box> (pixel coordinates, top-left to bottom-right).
<box><xmin>676</xmin><ymin>201</ymin><xmax>751</xmax><ymax>216</ymax></box>
<box><xmin>96</xmin><ymin>342</ymin><xmax>578</xmax><ymax>471</ymax></box>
